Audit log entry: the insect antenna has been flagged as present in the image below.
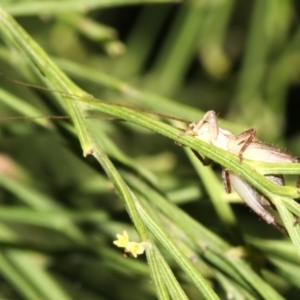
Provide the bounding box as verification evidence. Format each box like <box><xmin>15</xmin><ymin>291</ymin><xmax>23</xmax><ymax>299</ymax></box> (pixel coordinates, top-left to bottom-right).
<box><xmin>0</xmin><ymin>72</ymin><xmax>191</xmax><ymax>126</ymax></box>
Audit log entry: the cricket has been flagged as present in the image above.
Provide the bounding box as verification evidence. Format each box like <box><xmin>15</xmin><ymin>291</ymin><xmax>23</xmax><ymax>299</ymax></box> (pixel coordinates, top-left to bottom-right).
<box><xmin>1</xmin><ymin>74</ymin><xmax>299</xmax><ymax>233</ymax></box>
<box><xmin>184</xmin><ymin>110</ymin><xmax>299</xmax><ymax>233</ymax></box>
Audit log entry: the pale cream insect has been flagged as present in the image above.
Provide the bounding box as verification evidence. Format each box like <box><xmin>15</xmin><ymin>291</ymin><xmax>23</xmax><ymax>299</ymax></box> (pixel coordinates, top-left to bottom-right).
<box><xmin>185</xmin><ymin>110</ymin><xmax>299</xmax><ymax>233</ymax></box>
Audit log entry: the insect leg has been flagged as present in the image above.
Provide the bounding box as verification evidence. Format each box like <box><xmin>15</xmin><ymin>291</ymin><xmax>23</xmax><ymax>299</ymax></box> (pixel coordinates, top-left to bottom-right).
<box><xmin>234</xmin><ymin>129</ymin><xmax>257</xmax><ymax>161</ymax></box>
<box><xmin>296</xmin><ymin>176</ymin><xmax>300</xmax><ymax>188</ymax></box>
<box><xmin>191</xmin><ymin>150</ymin><xmax>212</xmax><ymax>166</ymax></box>
<box><xmin>226</xmin><ymin>172</ymin><xmax>287</xmax><ymax>234</ymax></box>
<box><xmin>222</xmin><ymin>169</ymin><xmax>232</xmax><ymax>193</ymax></box>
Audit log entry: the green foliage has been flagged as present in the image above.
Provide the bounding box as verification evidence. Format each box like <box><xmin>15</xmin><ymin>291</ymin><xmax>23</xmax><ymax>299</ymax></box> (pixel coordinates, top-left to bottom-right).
<box><xmin>0</xmin><ymin>1</ymin><xmax>300</xmax><ymax>299</ymax></box>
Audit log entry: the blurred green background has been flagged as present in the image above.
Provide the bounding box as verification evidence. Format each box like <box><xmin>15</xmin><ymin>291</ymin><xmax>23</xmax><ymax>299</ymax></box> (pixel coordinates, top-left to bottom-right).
<box><xmin>0</xmin><ymin>0</ymin><xmax>300</xmax><ymax>299</ymax></box>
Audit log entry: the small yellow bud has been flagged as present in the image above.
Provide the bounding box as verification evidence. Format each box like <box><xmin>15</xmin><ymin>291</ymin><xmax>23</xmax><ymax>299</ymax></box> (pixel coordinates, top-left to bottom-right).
<box><xmin>125</xmin><ymin>242</ymin><xmax>146</xmax><ymax>258</ymax></box>
<box><xmin>113</xmin><ymin>231</ymin><xmax>129</xmax><ymax>248</ymax></box>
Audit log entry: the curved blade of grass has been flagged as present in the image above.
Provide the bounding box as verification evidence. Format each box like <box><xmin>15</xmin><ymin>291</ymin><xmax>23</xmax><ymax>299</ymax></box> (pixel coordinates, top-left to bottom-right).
<box><xmin>247</xmin><ymin>237</ymin><xmax>298</xmax><ymax>263</ymax></box>
<box><xmin>153</xmin><ymin>248</ymin><xmax>190</xmax><ymax>300</ymax></box>
<box><xmin>91</xmin><ymin>134</ymin><xmax>147</xmax><ymax>238</ymax></box>
<box><xmin>134</xmin><ymin>199</ymin><xmax>219</xmax><ymax>300</ymax></box>
<box><xmin>147</xmin><ymin>245</ymin><xmax>192</xmax><ymax>300</ymax></box>
<box><xmin>201</xmin><ymin>250</ymin><xmax>258</xmax><ymax>296</ymax></box>
<box><xmin>268</xmin><ymin>256</ymin><xmax>300</xmax><ymax>289</ymax></box>
<box><xmin>4</xmin><ymin>0</ymin><xmax>179</xmax><ymax>16</ymax></box>
<box><xmin>146</xmin><ymin>247</ymin><xmax>170</xmax><ymax>300</ymax></box>
<box><xmin>0</xmin><ymin>172</ymin><xmax>99</xmax><ymax>245</ymax></box>
<box><xmin>231</xmin><ymin>1</ymin><xmax>272</xmax><ymax>119</ymax></box>
<box><xmin>0</xmin><ymin>172</ymin><xmax>61</xmax><ymax>210</ymax></box>
<box><xmin>5</xmin><ymin>249</ymin><xmax>71</xmax><ymax>300</ymax></box>
<box><xmin>0</xmin><ymin>207</ymin><xmax>108</xmax><ymax>229</ymax></box>
<box><xmin>281</xmin><ymin>197</ymin><xmax>300</xmax><ymax>220</ymax></box>
<box><xmin>215</xmin><ymin>271</ymin><xmax>257</xmax><ymax>300</ymax></box>
<box><xmin>224</xmin><ymin>256</ymin><xmax>285</xmax><ymax>300</ymax></box>
<box><xmin>0</xmin><ymin>251</ymin><xmax>42</xmax><ymax>300</ymax></box>
<box><xmin>149</xmin><ymin>3</ymin><xmax>206</xmax><ymax>95</ymax></box>
<box><xmin>204</xmin><ymin>250</ymin><xmax>285</xmax><ymax>300</ymax></box>
<box><xmin>266</xmin><ymin>8</ymin><xmax>300</xmax><ymax>112</ymax></box>
<box><xmin>249</xmin><ymin>161</ymin><xmax>300</xmax><ymax>176</ymax></box>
